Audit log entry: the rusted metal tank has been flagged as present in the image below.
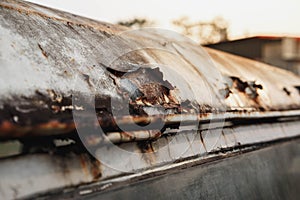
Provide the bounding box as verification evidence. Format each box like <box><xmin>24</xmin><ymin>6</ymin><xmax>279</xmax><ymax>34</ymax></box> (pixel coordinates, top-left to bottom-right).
<box><xmin>0</xmin><ymin>0</ymin><xmax>299</xmax><ymax>199</ymax></box>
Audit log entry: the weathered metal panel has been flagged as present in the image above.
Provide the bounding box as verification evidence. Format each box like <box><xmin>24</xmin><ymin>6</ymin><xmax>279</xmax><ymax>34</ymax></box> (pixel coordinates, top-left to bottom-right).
<box><xmin>1</xmin><ymin>0</ymin><xmax>300</xmax><ymax>139</ymax></box>
<box><xmin>0</xmin><ymin>0</ymin><xmax>300</xmax><ymax>199</ymax></box>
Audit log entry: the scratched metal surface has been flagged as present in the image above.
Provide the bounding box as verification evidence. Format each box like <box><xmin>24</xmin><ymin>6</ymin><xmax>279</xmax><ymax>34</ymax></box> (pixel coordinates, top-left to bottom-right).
<box><xmin>0</xmin><ymin>0</ymin><xmax>300</xmax><ymax>199</ymax></box>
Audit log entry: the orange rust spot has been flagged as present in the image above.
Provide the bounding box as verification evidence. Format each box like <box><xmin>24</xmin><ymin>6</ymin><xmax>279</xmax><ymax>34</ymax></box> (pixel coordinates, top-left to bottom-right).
<box><xmin>0</xmin><ymin>121</ymin><xmax>31</xmax><ymax>137</ymax></box>
<box><xmin>152</xmin><ymin>130</ymin><xmax>162</xmax><ymax>139</ymax></box>
<box><xmin>120</xmin><ymin>132</ymin><xmax>135</xmax><ymax>140</ymax></box>
<box><xmin>199</xmin><ymin>112</ymin><xmax>209</xmax><ymax>118</ymax></box>
<box><xmin>38</xmin><ymin>120</ymin><xmax>66</xmax><ymax>129</ymax></box>
<box><xmin>132</xmin><ymin>116</ymin><xmax>151</xmax><ymax>125</ymax></box>
<box><xmin>0</xmin><ymin>121</ymin><xmax>14</xmax><ymax>132</ymax></box>
<box><xmin>35</xmin><ymin>121</ymin><xmax>75</xmax><ymax>133</ymax></box>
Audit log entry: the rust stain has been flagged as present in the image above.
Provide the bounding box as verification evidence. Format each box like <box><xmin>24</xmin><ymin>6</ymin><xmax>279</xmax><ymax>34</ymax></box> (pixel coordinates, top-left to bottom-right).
<box><xmin>219</xmin><ymin>86</ymin><xmax>232</xmax><ymax>99</ymax></box>
<box><xmin>152</xmin><ymin>130</ymin><xmax>162</xmax><ymax>139</ymax></box>
<box><xmin>137</xmin><ymin>141</ymin><xmax>156</xmax><ymax>164</ymax></box>
<box><xmin>229</xmin><ymin>76</ymin><xmax>266</xmax><ymax>110</ymax></box>
<box><xmin>120</xmin><ymin>131</ymin><xmax>135</xmax><ymax>141</ymax></box>
<box><xmin>37</xmin><ymin>43</ymin><xmax>48</xmax><ymax>58</ymax></box>
<box><xmin>199</xmin><ymin>131</ymin><xmax>207</xmax><ymax>152</ymax></box>
<box><xmin>79</xmin><ymin>154</ymin><xmax>102</xmax><ymax>180</ymax></box>
<box><xmin>131</xmin><ymin>116</ymin><xmax>151</xmax><ymax>125</ymax></box>
<box><xmin>0</xmin><ymin>120</ymin><xmax>75</xmax><ymax>138</ymax></box>
<box><xmin>90</xmin><ymin>158</ymin><xmax>102</xmax><ymax>180</ymax></box>
<box><xmin>79</xmin><ymin>154</ymin><xmax>90</xmax><ymax>177</ymax></box>
<box><xmin>221</xmin><ymin>130</ymin><xmax>228</xmax><ymax>146</ymax></box>
<box><xmin>114</xmin><ymin>67</ymin><xmax>180</xmax><ymax>113</ymax></box>
<box><xmin>230</xmin><ymin>76</ymin><xmax>263</xmax><ymax>96</ymax></box>
<box><xmin>0</xmin><ymin>121</ymin><xmax>13</xmax><ymax>131</ymax></box>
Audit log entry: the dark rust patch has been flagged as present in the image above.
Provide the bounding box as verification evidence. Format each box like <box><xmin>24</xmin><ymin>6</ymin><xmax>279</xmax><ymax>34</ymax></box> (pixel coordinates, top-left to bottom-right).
<box><xmin>219</xmin><ymin>87</ymin><xmax>232</xmax><ymax>99</ymax></box>
<box><xmin>283</xmin><ymin>87</ymin><xmax>291</xmax><ymax>96</ymax></box>
<box><xmin>119</xmin><ymin>67</ymin><xmax>179</xmax><ymax>108</ymax></box>
<box><xmin>137</xmin><ymin>141</ymin><xmax>156</xmax><ymax>164</ymax></box>
<box><xmin>229</xmin><ymin>76</ymin><xmax>266</xmax><ymax>110</ymax></box>
<box><xmin>294</xmin><ymin>86</ymin><xmax>300</xmax><ymax>94</ymax></box>
<box><xmin>0</xmin><ymin>91</ymin><xmax>73</xmax><ymax>127</ymax></box>
<box><xmin>230</xmin><ymin>76</ymin><xmax>263</xmax><ymax>95</ymax></box>
<box><xmin>137</xmin><ymin>141</ymin><xmax>154</xmax><ymax>153</ymax></box>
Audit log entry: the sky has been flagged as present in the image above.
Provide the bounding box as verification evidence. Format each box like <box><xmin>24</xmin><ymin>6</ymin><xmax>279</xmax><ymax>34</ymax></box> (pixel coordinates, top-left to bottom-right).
<box><xmin>27</xmin><ymin>0</ymin><xmax>300</xmax><ymax>39</ymax></box>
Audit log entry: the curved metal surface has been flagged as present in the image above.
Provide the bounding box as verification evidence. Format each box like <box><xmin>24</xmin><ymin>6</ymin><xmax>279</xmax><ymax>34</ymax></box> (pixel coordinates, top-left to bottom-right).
<box><xmin>1</xmin><ymin>0</ymin><xmax>300</xmax><ymax>139</ymax></box>
<box><xmin>1</xmin><ymin>1</ymin><xmax>300</xmax><ymax>199</ymax></box>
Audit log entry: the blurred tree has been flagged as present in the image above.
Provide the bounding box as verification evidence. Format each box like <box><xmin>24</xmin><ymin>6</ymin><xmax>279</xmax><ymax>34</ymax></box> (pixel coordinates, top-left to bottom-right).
<box><xmin>173</xmin><ymin>16</ymin><xmax>229</xmax><ymax>45</ymax></box>
<box><xmin>117</xmin><ymin>18</ymin><xmax>155</xmax><ymax>29</ymax></box>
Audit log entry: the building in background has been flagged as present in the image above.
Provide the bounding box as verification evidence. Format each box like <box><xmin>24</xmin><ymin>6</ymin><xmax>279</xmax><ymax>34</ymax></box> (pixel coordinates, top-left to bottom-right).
<box><xmin>206</xmin><ymin>36</ymin><xmax>300</xmax><ymax>75</ymax></box>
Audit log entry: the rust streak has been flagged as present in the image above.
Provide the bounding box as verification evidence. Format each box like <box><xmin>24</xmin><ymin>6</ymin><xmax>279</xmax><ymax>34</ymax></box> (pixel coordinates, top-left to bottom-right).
<box><xmin>199</xmin><ymin>131</ymin><xmax>207</xmax><ymax>152</ymax></box>
<box><xmin>79</xmin><ymin>154</ymin><xmax>90</xmax><ymax>178</ymax></box>
<box><xmin>37</xmin><ymin>43</ymin><xmax>48</xmax><ymax>58</ymax></box>
<box><xmin>90</xmin><ymin>158</ymin><xmax>102</xmax><ymax>180</ymax></box>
